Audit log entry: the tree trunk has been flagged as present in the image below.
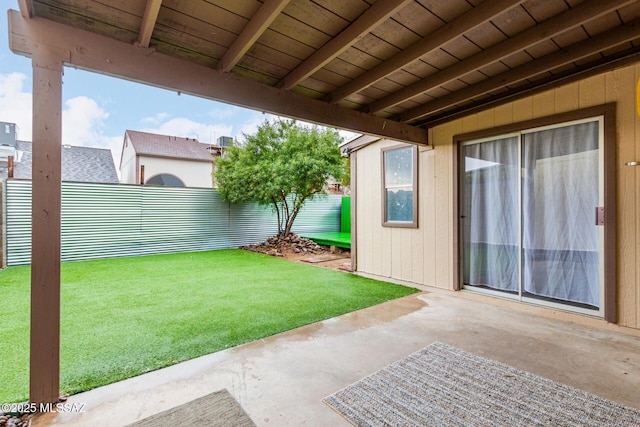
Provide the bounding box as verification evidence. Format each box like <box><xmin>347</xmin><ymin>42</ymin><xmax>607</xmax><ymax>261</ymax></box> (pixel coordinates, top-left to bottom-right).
<box><xmin>283</xmin><ymin>194</ymin><xmax>311</xmax><ymax>237</ymax></box>
<box><xmin>272</xmin><ymin>199</ymin><xmax>282</xmax><ymax>235</ymax></box>
<box><xmin>282</xmin><ymin>194</ymin><xmax>290</xmax><ymax>236</ymax></box>
<box><xmin>284</xmin><ymin>206</ymin><xmax>302</xmax><ymax>237</ymax></box>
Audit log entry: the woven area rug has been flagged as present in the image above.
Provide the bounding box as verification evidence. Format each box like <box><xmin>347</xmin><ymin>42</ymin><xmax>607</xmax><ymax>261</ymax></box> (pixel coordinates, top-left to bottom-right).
<box><xmin>126</xmin><ymin>389</ymin><xmax>256</xmax><ymax>427</ymax></box>
<box><xmin>323</xmin><ymin>342</ymin><xmax>640</xmax><ymax>427</ymax></box>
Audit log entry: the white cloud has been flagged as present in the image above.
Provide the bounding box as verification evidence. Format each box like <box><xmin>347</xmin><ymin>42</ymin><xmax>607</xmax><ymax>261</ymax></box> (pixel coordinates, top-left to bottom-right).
<box><xmin>0</xmin><ymin>72</ymin><xmax>33</xmax><ymax>140</ymax></box>
<box><xmin>0</xmin><ymin>74</ymin><xmax>123</xmax><ymax>166</ymax></box>
<box><xmin>61</xmin><ymin>95</ymin><xmax>124</xmax><ymax>167</ymax></box>
<box><xmin>62</xmin><ymin>96</ymin><xmax>109</xmax><ymax>146</ymax></box>
<box><xmin>207</xmin><ymin>107</ymin><xmax>236</xmax><ymax>121</ymax></box>
<box><xmin>140</xmin><ymin>112</ymin><xmax>171</xmax><ymax>125</ymax></box>
<box><xmin>0</xmin><ymin>73</ymin><xmax>122</xmax><ymax>173</ymax></box>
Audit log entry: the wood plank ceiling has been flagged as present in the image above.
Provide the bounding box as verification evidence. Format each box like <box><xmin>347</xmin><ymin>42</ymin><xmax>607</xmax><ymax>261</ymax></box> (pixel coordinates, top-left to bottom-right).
<box><xmin>14</xmin><ymin>0</ymin><xmax>640</xmax><ymax>144</ymax></box>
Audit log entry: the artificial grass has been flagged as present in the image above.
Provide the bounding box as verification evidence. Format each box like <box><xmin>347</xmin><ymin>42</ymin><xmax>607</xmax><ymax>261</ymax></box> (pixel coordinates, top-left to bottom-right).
<box><xmin>0</xmin><ymin>249</ymin><xmax>418</xmax><ymax>403</ymax></box>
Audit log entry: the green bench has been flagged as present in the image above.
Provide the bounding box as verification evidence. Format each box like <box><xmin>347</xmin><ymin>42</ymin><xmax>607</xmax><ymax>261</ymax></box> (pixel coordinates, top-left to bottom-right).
<box><xmin>300</xmin><ymin>196</ymin><xmax>351</xmax><ymax>249</ymax></box>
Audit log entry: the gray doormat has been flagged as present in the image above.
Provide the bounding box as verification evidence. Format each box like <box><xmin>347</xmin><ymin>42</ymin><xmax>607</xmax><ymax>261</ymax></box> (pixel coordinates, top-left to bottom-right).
<box><xmin>324</xmin><ymin>342</ymin><xmax>640</xmax><ymax>426</ymax></box>
<box><xmin>126</xmin><ymin>389</ymin><xmax>256</xmax><ymax>427</ymax></box>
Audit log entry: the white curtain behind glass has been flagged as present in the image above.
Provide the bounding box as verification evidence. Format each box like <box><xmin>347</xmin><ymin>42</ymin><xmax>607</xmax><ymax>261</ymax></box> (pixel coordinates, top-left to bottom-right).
<box><xmin>522</xmin><ymin>121</ymin><xmax>600</xmax><ymax>307</ymax></box>
<box><xmin>463</xmin><ymin>137</ymin><xmax>519</xmax><ymax>292</ymax></box>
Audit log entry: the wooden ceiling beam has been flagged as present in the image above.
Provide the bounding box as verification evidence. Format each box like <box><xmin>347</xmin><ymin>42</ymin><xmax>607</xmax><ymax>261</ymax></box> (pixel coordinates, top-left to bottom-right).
<box><xmin>136</xmin><ymin>0</ymin><xmax>162</xmax><ymax>48</ymax></box>
<box><xmin>218</xmin><ymin>0</ymin><xmax>291</xmax><ymax>73</ymax></box>
<box><xmin>8</xmin><ymin>10</ymin><xmax>428</xmax><ymax>145</ymax></box>
<box><xmin>17</xmin><ymin>0</ymin><xmax>34</xmax><ymax>19</ymax></box>
<box><xmin>397</xmin><ymin>19</ymin><xmax>640</xmax><ymax>123</ymax></box>
<box><xmin>278</xmin><ymin>0</ymin><xmax>413</xmax><ymax>90</ymax></box>
<box><xmin>420</xmin><ymin>51</ymin><xmax>640</xmax><ymax>128</ymax></box>
<box><xmin>329</xmin><ymin>0</ymin><xmax>527</xmax><ymax>104</ymax></box>
<box><xmin>368</xmin><ymin>0</ymin><xmax>636</xmax><ymax>114</ymax></box>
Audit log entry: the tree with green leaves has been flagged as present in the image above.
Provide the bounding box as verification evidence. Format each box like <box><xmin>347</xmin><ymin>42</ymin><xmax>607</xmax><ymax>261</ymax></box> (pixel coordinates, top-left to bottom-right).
<box><xmin>215</xmin><ymin>119</ymin><xmax>346</xmax><ymax>237</ymax></box>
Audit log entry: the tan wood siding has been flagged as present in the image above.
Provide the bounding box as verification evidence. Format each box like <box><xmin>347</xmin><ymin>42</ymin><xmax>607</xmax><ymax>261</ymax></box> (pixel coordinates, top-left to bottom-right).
<box><xmin>355</xmin><ymin>61</ymin><xmax>640</xmax><ymax>329</ymax></box>
<box><xmin>607</xmin><ymin>66</ymin><xmax>637</xmax><ymax>328</ymax></box>
<box><xmin>636</xmin><ymin>66</ymin><xmax>640</xmax><ymax>329</ymax></box>
<box><xmin>421</xmin><ymin>149</ymin><xmax>436</xmax><ymax>287</ymax></box>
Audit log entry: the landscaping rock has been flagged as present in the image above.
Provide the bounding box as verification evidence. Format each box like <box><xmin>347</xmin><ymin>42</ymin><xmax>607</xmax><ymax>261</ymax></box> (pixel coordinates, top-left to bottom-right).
<box><xmin>0</xmin><ymin>411</ymin><xmax>33</xmax><ymax>427</ymax></box>
<box><xmin>241</xmin><ymin>233</ymin><xmax>351</xmax><ymax>272</ymax></box>
<box><xmin>242</xmin><ymin>234</ymin><xmax>328</xmax><ymax>257</ymax></box>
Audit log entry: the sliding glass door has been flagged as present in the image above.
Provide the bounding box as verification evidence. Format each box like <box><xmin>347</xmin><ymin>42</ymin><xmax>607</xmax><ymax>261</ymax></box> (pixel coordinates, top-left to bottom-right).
<box><xmin>461</xmin><ymin>118</ymin><xmax>603</xmax><ymax>315</ymax></box>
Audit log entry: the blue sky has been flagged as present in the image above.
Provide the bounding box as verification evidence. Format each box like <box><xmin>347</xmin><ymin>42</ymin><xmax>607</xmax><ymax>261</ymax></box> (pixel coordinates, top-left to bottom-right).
<box><xmin>0</xmin><ymin>2</ymin><xmax>357</xmax><ymax>167</ymax></box>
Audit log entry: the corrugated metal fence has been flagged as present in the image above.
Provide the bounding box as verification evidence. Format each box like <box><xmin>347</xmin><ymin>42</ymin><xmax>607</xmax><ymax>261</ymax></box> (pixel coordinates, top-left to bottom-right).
<box><xmin>5</xmin><ymin>180</ymin><xmax>342</xmax><ymax>265</ymax></box>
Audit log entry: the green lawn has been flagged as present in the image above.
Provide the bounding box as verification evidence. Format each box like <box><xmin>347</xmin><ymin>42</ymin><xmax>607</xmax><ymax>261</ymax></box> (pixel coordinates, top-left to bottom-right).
<box><xmin>0</xmin><ymin>249</ymin><xmax>418</xmax><ymax>403</ymax></box>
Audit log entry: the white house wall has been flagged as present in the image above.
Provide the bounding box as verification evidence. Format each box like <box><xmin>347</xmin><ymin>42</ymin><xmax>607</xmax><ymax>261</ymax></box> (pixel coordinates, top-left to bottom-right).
<box><xmin>355</xmin><ymin>62</ymin><xmax>640</xmax><ymax>330</ymax></box>
<box><xmin>140</xmin><ymin>156</ymin><xmax>213</xmax><ymax>188</ymax></box>
<box><xmin>119</xmin><ymin>135</ymin><xmax>138</xmax><ymax>184</ymax></box>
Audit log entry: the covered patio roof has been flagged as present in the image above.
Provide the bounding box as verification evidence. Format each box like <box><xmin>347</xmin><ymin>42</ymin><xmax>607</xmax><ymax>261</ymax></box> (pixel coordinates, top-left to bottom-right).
<box><xmin>10</xmin><ymin>0</ymin><xmax>640</xmax><ymax>145</ymax></box>
<box><xmin>7</xmin><ymin>0</ymin><xmax>640</xmax><ymax>405</ymax></box>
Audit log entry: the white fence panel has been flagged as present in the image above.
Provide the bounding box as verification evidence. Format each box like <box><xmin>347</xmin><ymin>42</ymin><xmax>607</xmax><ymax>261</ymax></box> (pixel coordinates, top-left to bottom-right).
<box><xmin>5</xmin><ymin>180</ymin><xmax>341</xmax><ymax>265</ymax></box>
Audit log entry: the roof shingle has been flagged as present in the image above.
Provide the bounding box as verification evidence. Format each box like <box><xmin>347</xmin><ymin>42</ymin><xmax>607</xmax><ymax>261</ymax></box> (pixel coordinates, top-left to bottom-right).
<box><xmin>1</xmin><ymin>141</ymin><xmax>119</xmax><ymax>183</ymax></box>
<box><xmin>126</xmin><ymin>130</ymin><xmax>214</xmax><ymax>162</ymax></box>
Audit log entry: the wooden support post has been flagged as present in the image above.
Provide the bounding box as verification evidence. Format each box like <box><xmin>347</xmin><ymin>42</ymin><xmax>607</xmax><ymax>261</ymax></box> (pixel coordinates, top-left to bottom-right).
<box><xmin>29</xmin><ymin>47</ymin><xmax>63</xmax><ymax>405</ymax></box>
<box><xmin>350</xmin><ymin>152</ymin><xmax>357</xmax><ymax>272</ymax></box>
<box><xmin>8</xmin><ymin>155</ymin><xmax>14</xmax><ymax>178</ymax></box>
<box><xmin>1</xmin><ymin>179</ymin><xmax>6</xmax><ymax>269</ymax></box>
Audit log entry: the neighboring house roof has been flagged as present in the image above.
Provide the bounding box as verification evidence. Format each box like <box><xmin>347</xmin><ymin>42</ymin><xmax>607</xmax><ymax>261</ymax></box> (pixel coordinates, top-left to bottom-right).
<box><xmin>124</xmin><ymin>130</ymin><xmax>215</xmax><ymax>164</ymax></box>
<box><xmin>341</xmin><ymin>135</ymin><xmax>381</xmax><ymax>156</ymax></box>
<box><xmin>0</xmin><ymin>141</ymin><xmax>119</xmax><ymax>183</ymax></box>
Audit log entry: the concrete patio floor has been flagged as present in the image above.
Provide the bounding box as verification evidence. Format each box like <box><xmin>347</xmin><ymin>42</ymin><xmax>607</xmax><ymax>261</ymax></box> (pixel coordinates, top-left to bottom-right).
<box><xmin>32</xmin><ymin>290</ymin><xmax>640</xmax><ymax>427</ymax></box>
